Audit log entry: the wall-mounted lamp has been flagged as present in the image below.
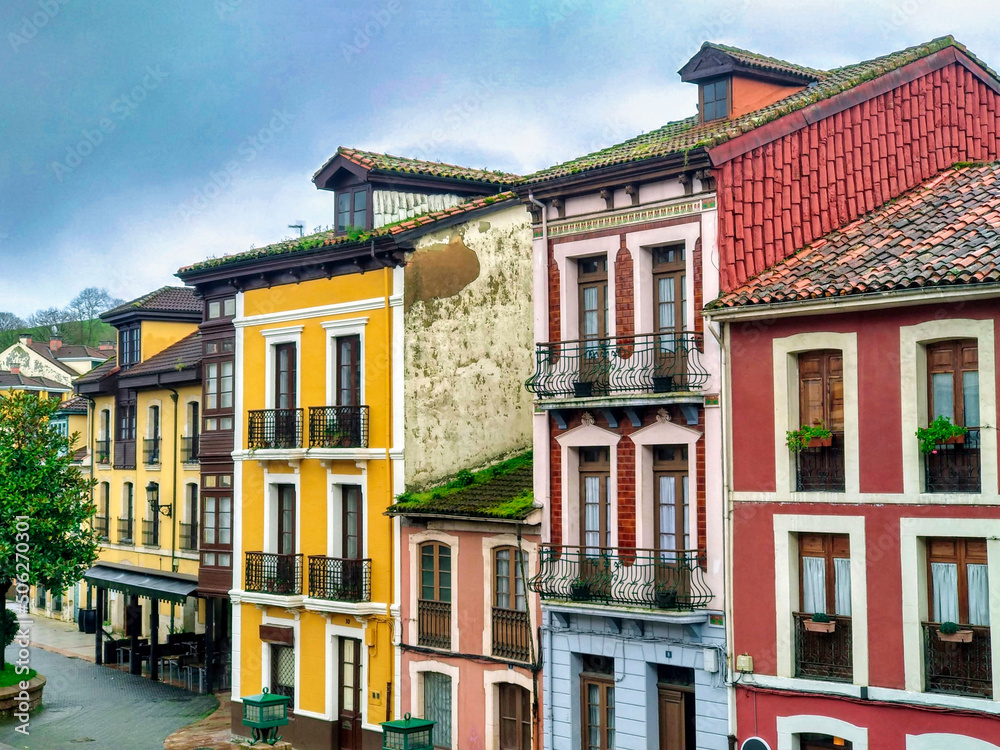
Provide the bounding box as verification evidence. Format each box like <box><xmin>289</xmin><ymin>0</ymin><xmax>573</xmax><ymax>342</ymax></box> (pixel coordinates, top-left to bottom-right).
<box><xmin>146</xmin><ymin>481</ymin><xmax>171</xmax><ymax>517</ymax></box>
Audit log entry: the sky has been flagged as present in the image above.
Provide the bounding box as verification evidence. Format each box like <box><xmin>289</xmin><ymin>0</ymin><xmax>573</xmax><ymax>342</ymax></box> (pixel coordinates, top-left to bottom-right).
<box><xmin>1</xmin><ymin>0</ymin><xmax>998</xmax><ymax>317</ymax></box>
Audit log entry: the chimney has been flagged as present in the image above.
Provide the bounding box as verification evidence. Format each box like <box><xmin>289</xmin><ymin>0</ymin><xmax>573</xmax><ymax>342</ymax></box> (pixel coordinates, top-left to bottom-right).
<box><xmin>9</xmin><ymin>366</ymin><xmax>19</xmax><ymax>375</ymax></box>
<box><xmin>17</xmin><ymin>333</ymin><xmax>31</xmax><ymax>346</ymax></box>
<box><xmin>50</xmin><ymin>337</ymin><xmax>62</xmax><ymax>352</ymax></box>
<box><xmin>99</xmin><ymin>340</ymin><xmax>114</xmax><ymax>351</ymax></box>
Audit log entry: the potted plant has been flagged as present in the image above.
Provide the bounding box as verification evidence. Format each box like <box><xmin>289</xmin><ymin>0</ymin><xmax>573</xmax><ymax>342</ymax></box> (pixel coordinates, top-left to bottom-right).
<box><xmin>654</xmin><ymin>585</ymin><xmax>677</xmax><ymax>610</ymax></box>
<box><xmin>569</xmin><ymin>578</ymin><xmax>591</xmax><ymax>601</ymax></box>
<box><xmin>786</xmin><ymin>425</ymin><xmax>833</xmax><ymax>452</ymax></box>
<box><xmin>652</xmin><ymin>374</ymin><xmax>675</xmax><ymax>393</ymax></box>
<box><xmin>936</xmin><ymin>621</ymin><xmax>974</xmax><ymax>643</ymax></box>
<box><xmin>916</xmin><ymin>416</ymin><xmax>969</xmax><ymax>454</ymax></box>
<box><xmin>573</xmin><ymin>381</ymin><xmax>595</xmax><ymax>398</ymax></box>
<box><xmin>803</xmin><ymin>612</ymin><xmax>836</xmax><ymax>633</ymax></box>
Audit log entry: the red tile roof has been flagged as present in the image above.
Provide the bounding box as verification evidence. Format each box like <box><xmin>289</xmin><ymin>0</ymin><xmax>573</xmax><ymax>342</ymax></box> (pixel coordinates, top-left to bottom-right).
<box><xmin>317</xmin><ymin>147</ymin><xmax>520</xmax><ymax>186</ymax></box>
<box><xmin>712</xmin><ymin>162</ymin><xmax>1000</xmax><ymax>308</ymax></box>
<box><xmin>697</xmin><ymin>41</ymin><xmax>825</xmax><ymax>81</ymax></box>
<box><xmin>55</xmin><ymin>396</ymin><xmax>90</xmax><ymax>414</ymax></box>
<box><xmin>103</xmin><ymin>286</ymin><xmax>201</xmax><ymax>318</ymax></box>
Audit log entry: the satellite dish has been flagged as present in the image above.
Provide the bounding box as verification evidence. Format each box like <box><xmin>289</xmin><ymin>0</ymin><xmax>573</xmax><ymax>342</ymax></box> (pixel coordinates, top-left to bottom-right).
<box><xmin>741</xmin><ymin>739</ymin><xmax>772</xmax><ymax>750</ymax></box>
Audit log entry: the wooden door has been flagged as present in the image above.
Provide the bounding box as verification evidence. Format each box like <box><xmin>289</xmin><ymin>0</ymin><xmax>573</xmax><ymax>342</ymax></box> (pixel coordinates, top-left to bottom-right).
<box><xmin>338</xmin><ymin>637</ymin><xmax>362</xmax><ymax>750</ymax></box>
<box><xmin>657</xmin><ymin>685</ymin><xmax>694</xmax><ymax>750</ymax></box>
<box><xmin>499</xmin><ymin>683</ymin><xmax>531</xmax><ymax>750</ymax></box>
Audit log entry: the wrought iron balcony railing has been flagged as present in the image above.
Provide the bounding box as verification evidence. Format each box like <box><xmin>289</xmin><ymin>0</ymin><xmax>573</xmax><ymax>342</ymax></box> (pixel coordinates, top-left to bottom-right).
<box><xmin>794</xmin><ymin>613</ymin><xmax>852</xmax><ymax>681</ymax></box>
<box><xmin>308</xmin><ymin>556</ymin><xmax>371</xmax><ymax>601</ymax></box>
<box><xmin>95</xmin><ymin>439</ymin><xmax>111</xmax><ymax>465</ymax></box>
<box><xmin>117</xmin><ymin>518</ymin><xmax>134</xmax><ymax>545</ymax></box>
<box><xmin>923</xmin><ymin>622</ymin><xmax>992</xmax><ymax>698</ymax></box>
<box><xmin>143</xmin><ymin>438</ymin><xmax>160</xmax><ymax>465</ymax></box>
<box><xmin>93</xmin><ymin>515</ymin><xmax>109</xmax><ymax>541</ymax></box>
<box><xmin>525</xmin><ymin>332</ymin><xmax>708</xmax><ymax>399</ymax></box>
<box><xmin>417</xmin><ymin>599</ymin><xmax>451</xmax><ymax>649</ymax></box>
<box><xmin>247</xmin><ymin>409</ymin><xmax>303</xmax><ymax>450</ymax></box>
<box><xmin>925</xmin><ymin>429</ymin><xmax>981</xmax><ymax>493</ymax></box>
<box><xmin>180</xmin><ymin>522</ymin><xmax>198</xmax><ymax>551</ymax></box>
<box><xmin>795</xmin><ymin>433</ymin><xmax>845</xmax><ymax>492</ymax></box>
<box><xmin>181</xmin><ymin>436</ymin><xmax>200</xmax><ymax>464</ymax></box>
<box><xmin>492</xmin><ymin>607</ymin><xmax>532</xmax><ymax>662</ymax></box>
<box><xmin>142</xmin><ymin>519</ymin><xmax>159</xmax><ymax>547</ymax></box>
<box><xmin>528</xmin><ymin>545</ymin><xmax>711</xmax><ymax>610</ymax></box>
<box><xmin>245</xmin><ymin>551</ymin><xmax>303</xmax><ymax>595</ymax></box>
<box><xmin>308</xmin><ymin>406</ymin><xmax>369</xmax><ymax>448</ymax></box>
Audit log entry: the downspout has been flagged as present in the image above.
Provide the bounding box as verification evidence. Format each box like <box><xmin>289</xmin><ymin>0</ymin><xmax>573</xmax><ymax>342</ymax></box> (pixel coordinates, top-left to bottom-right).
<box><xmin>516</xmin><ymin>526</ymin><xmax>542</xmax><ymax>750</ymax></box>
<box><xmin>157</xmin><ymin>374</ymin><xmax>180</xmax><ymax>574</ymax></box>
<box><xmin>384</xmin><ymin>260</ymin><xmax>397</xmax><ymax>721</ymax></box>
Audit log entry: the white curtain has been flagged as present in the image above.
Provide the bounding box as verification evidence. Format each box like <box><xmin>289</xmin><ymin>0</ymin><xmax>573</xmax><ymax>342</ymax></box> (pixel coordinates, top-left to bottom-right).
<box><xmin>802</xmin><ymin>556</ymin><xmax>826</xmax><ymax>614</ymax></box>
<box><xmin>834</xmin><ymin>557</ymin><xmax>852</xmax><ymax>616</ymax></box>
<box><xmin>931</xmin><ymin>562</ymin><xmax>960</xmax><ymax>623</ymax></box>
<box><xmin>584</xmin><ymin>476</ymin><xmax>601</xmax><ymax>555</ymax></box>
<box><xmin>968</xmin><ymin>563</ymin><xmax>990</xmax><ymax>626</ymax></box>
<box><xmin>658</xmin><ymin>476</ymin><xmax>676</xmax><ymax>560</ymax></box>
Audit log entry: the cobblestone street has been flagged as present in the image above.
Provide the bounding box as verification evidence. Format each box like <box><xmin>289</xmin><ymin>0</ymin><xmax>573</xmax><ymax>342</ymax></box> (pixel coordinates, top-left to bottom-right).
<box><xmin>0</xmin><ymin>642</ymin><xmax>217</xmax><ymax>750</ymax></box>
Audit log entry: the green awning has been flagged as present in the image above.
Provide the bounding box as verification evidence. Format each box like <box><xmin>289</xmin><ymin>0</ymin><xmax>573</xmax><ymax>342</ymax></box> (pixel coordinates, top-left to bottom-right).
<box><xmin>84</xmin><ymin>563</ymin><xmax>198</xmax><ymax>604</ymax></box>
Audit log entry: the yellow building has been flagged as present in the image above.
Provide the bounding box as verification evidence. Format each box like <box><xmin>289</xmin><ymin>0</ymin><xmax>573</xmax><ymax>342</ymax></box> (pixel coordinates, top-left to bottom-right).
<box><xmin>178</xmin><ymin>148</ymin><xmax>533</xmax><ymax>750</ymax></box>
<box><xmin>75</xmin><ymin>287</ymin><xmax>227</xmax><ymax>687</ymax></box>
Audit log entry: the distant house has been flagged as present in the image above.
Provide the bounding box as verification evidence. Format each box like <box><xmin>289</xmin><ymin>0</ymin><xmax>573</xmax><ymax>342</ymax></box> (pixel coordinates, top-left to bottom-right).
<box><xmin>0</xmin><ymin>332</ymin><xmax>113</xmax><ymax>388</ymax></box>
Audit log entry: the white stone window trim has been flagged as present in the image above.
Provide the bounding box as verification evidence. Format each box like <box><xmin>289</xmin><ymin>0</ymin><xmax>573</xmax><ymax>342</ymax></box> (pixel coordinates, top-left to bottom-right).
<box><xmin>906</xmin><ymin>734</ymin><xmax>1000</xmax><ymax>750</ymax></box>
<box><xmin>326</xmin><ymin>469</ymin><xmax>368</xmax><ymax>560</ymax></box>
<box><xmin>483</xmin><ymin>668</ymin><xmax>534</xmax><ymax>750</ymax></box>
<box><xmin>629</xmin><ymin>223</ymin><xmax>702</xmax><ymax>338</ymax></box>
<box><xmin>480</xmin><ymin>534</ymin><xmax>538</xmax><ymax>658</ymax></box>
<box><xmin>322</xmin><ymin>317</ymin><xmax>368</xmax><ymax>408</ymax></box>
<box><xmin>408</xmin><ymin>529</ymin><xmax>460</xmax><ymax>651</ymax></box>
<box><xmin>899</xmin><ymin>318</ymin><xmax>997</xmax><ymax>498</ymax></box>
<box><xmin>776</xmin><ymin>714</ymin><xmax>867</xmax><ymax>750</ymax></box>
<box><xmin>260</xmin><ymin>611</ymin><xmax>300</xmax><ymax>714</ymax></box>
<box><xmin>552</xmin><ymin>235</ymin><xmax>617</xmax><ymax>343</ymax></box>
<box><xmin>554</xmin><ymin>421</ymin><xmax>621</xmax><ymax>549</ymax></box>
<box><xmin>772</xmin><ymin>332</ymin><xmax>860</xmax><ymax>498</ymax></box>
<box><xmin>409</xmin><ymin>659</ymin><xmax>460</xmax><ymax>750</ymax></box>
<box><xmin>899</xmin><ymin>516</ymin><xmax>1000</xmax><ymax>698</ymax></box>
<box><xmin>317</xmin><ymin>618</ymin><xmax>370</xmax><ymax>724</ymax></box>
<box><xmin>261</xmin><ymin>325</ymin><xmax>303</xmax><ymax>410</ymax></box>
<box><xmin>773</xmin><ymin>514</ymin><xmax>868</xmax><ymax>685</ymax></box>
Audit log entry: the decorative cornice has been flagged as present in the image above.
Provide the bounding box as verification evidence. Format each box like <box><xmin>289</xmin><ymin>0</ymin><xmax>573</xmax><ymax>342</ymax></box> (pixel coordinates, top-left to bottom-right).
<box><xmin>533</xmin><ymin>195</ymin><xmax>716</xmax><ymax>240</ymax></box>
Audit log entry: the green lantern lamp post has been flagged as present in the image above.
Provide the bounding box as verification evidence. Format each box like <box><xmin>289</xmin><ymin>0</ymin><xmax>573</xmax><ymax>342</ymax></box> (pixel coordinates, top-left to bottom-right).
<box><xmin>381</xmin><ymin>713</ymin><xmax>436</xmax><ymax>750</ymax></box>
<box><xmin>241</xmin><ymin>687</ymin><xmax>291</xmax><ymax>746</ymax></box>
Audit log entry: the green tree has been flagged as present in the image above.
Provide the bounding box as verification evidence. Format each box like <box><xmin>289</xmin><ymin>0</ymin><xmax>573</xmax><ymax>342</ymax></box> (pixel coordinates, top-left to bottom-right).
<box><xmin>0</xmin><ymin>392</ymin><xmax>99</xmax><ymax>669</ymax></box>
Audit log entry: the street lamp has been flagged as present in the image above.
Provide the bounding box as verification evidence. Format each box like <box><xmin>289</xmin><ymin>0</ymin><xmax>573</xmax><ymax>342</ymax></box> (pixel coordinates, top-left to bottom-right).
<box><xmin>241</xmin><ymin>687</ymin><xmax>290</xmax><ymax>746</ymax></box>
<box><xmin>146</xmin><ymin>481</ymin><xmax>171</xmax><ymax>517</ymax></box>
<box><xmin>381</xmin><ymin>713</ymin><xmax>435</xmax><ymax>750</ymax></box>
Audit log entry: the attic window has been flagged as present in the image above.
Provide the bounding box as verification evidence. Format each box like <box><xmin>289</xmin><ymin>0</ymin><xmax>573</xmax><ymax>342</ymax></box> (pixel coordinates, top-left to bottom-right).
<box><xmin>700</xmin><ymin>78</ymin><xmax>729</xmax><ymax>122</ymax></box>
<box><xmin>336</xmin><ymin>187</ymin><xmax>370</xmax><ymax>233</ymax></box>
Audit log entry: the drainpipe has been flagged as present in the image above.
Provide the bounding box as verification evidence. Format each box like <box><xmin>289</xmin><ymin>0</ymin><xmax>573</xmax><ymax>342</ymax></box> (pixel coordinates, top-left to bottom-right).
<box><xmin>156</xmin><ymin>375</ymin><xmax>181</xmax><ymax>574</ymax></box>
<box><xmin>383</xmin><ymin>262</ymin><xmax>398</xmax><ymax>720</ymax></box>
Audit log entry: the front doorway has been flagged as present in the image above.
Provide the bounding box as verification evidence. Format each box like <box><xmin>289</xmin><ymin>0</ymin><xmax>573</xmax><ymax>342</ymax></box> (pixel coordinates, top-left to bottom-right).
<box><xmin>799</xmin><ymin>735</ymin><xmax>853</xmax><ymax>750</ymax></box>
<box><xmin>338</xmin><ymin>637</ymin><xmax>362</xmax><ymax>750</ymax></box>
<box><xmin>498</xmin><ymin>683</ymin><xmax>531</xmax><ymax>750</ymax></box>
<box><xmin>657</xmin><ymin>665</ymin><xmax>695</xmax><ymax>750</ymax></box>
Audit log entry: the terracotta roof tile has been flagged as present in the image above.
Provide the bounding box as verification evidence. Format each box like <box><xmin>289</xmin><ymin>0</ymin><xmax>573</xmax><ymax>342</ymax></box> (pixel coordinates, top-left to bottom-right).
<box><xmin>103</xmin><ymin>286</ymin><xmax>200</xmax><ymax>319</ymax></box>
<box><xmin>117</xmin><ymin>331</ymin><xmax>202</xmax><ymax>379</ymax></box>
<box><xmin>712</xmin><ymin>162</ymin><xmax>1000</xmax><ymax>308</ymax></box>
<box><xmin>55</xmin><ymin>396</ymin><xmax>89</xmax><ymax>414</ymax></box>
<box><xmin>322</xmin><ymin>147</ymin><xmax>520</xmax><ymax>185</ymax></box>
<box><xmin>699</xmin><ymin>41</ymin><xmax>825</xmax><ymax>80</ymax></box>
<box><xmin>73</xmin><ymin>357</ymin><xmax>119</xmax><ymax>386</ymax></box>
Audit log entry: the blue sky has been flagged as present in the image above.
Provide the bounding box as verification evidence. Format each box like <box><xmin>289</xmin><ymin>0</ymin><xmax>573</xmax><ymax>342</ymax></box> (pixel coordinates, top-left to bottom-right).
<box><xmin>1</xmin><ymin>0</ymin><xmax>997</xmax><ymax>316</ymax></box>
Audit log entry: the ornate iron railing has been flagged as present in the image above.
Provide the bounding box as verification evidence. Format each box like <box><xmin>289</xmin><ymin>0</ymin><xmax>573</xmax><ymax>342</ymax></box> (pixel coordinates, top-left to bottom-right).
<box><xmin>93</xmin><ymin>515</ymin><xmax>109</xmax><ymax>541</ymax></box>
<box><xmin>308</xmin><ymin>406</ymin><xmax>369</xmax><ymax>448</ymax></box>
<box><xmin>525</xmin><ymin>332</ymin><xmax>708</xmax><ymax>399</ymax></box>
<box><xmin>925</xmin><ymin>429</ymin><xmax>981</xmax><ymax>493</ymax></box>
<box><xmin>143</xmin><ymin>438</ymin><xmax>160</xmax><ymax>465</ymax></box>
<box><xmin>528</xmin><ymin>545</ymin><xmax>711</xmax><ymax>609</ymax></box>
<box><xmin>180</xmin><ymin>522</ymin><xmax>198</xmax><ymax>551</ymax></box>
<box><xmin>308</xmin><ymin>556</ymin><xmax>372</xmax><ymax>602</ymax></box>
<box><xmin>417</xmin><ymin>600</ymin><xmax>451</xmax><ymax>649</ymax></box>
<box><xmin>247</xmin><ymin>409</ymin><xmax>302</xmax><ymax>450</ymax></box>
<box><xmin>142</xmin><ymin>519</ymin><xmax>159</xmax><ymax>547</ymax></box>
<box><xmin>923</xmin><ymin>622</ymin><xmax>993</xmax><ymax>698</ymax></box>
<box><xmin>245</xmin><ymin>551</ymin><xmax>302</xmax><ymax>595</ymax></box>
<box><xmin>95</xmin><ymin>439</ymin><xmax>111</xmax><ymax>465</ymax></box>
<box><xmin>113</xmin><ymin>439</ymin><xmax>135</xmax><ymax>470</ymax></box>
<box><xmin>795</xmin><ymin>433</ymin><xmax>845</xmax><ymax>492</ymax></box>
<box><xmin>181</xmin><ymin>436</ymin><xmax>199</xmax><ymax>464</ymax></box>
<box><xmin>794</xmin><ymin>613</ymin><xmax>853</xmax><ymax>681</ymax></box>
<box><xmin>492</xmin><ymin>607</ymin><xmax>531</xmax><ymax>662</ymax></box>
<box><xmin>117</xmin><ymin>518</ymin><xmax>134</xmax><ymax>545</ymax></box>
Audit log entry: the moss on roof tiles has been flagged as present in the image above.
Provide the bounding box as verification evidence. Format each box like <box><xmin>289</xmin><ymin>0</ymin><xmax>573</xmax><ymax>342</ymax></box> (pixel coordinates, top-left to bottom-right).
<box><xmin>333</xmin><ymin>147</ymin><xmax>520</xmax><ymax>184</ymax></box>
<box><xmin>387</xmin><ymin>451</ymin><xmax>534</xmax><ymax>520</ymax></box>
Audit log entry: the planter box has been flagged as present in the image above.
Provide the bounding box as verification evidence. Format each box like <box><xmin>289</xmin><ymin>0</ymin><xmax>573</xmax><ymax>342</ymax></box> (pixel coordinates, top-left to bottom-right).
<box><xmin>937</xmin><ymin>628</ymin><xmax>974</xmax><ymax>643</ymax></box>
<box><xmin>652</xmin><ymin>375</ymin><xmax>675</xmax><ymax>393</ymax></box>
<box><xmin>940</xmin><ymin>434</ymin><xmax>966</xmax><ymax>446</ymax></box>
<box><xmin>654</xmin><ymin>590</ymin><xmax>678</xmax><ymax>609</ymax></box>
<box><xmin>803</xmin><ymin>619</ymin><xmax>836</xmax><ymax>633</ymax></box>
<box><xmin>569</xmin><ymin>583</ymin><xmax>591</xmax><ymax>601</ymax></box>
<box><xmin>805</xmin><ymin>436</ymin><xmax>833</xmax><ymax>448</ymax></box>
<box><xmin>0</xmin><ymin>674</ymin><xmax>45</xmax><ymax>717</ymax></box>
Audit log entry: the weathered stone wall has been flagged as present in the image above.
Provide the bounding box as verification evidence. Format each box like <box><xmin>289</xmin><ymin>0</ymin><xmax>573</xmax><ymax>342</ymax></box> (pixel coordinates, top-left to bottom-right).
<box><xmin>373</xmin><ymin>190</ymin><xmax>465</xmax><ymax>228</ymax></box>
<box><xmin>403</xmin><ymin>203</ymin><xmax>533</xmax><ymax>489</ymax></box>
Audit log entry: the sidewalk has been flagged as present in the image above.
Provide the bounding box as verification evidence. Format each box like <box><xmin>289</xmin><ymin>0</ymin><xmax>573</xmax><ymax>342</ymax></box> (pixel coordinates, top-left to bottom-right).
<box><xmin>4</xmin><ymin>605</ymin><xmax>94</xmax><ymax>662</ymax></box>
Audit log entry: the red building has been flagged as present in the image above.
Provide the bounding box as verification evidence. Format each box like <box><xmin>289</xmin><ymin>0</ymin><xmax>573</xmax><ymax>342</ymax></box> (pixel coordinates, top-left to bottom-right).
<box><xmin>704</xmin><ymin>38</ymin><xmax>1000</xmax><ymax>750</ymax></box>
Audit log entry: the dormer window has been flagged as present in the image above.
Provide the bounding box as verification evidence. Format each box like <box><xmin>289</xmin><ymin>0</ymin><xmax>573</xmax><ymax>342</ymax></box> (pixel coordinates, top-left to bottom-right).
<box><xmin>700</xmin><ymin>78</ymin><xmax>729</xmax><ymax>122</ymax></box>
<box><xmin>336</xmin><ymin>187</ymin><xmax>370</xmax><ymax>233</ymax></box>
<box><xmin>119</xmin><ymin>325</ymin><xmax>140</xmax><ymax>369</ymax></box>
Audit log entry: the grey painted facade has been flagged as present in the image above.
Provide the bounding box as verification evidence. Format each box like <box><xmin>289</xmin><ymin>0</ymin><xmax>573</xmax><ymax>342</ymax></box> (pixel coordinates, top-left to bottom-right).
<box><xmin>543</xmin><ymin>604</ymin><xmax>728</xmax><ymax>750</ymax></box>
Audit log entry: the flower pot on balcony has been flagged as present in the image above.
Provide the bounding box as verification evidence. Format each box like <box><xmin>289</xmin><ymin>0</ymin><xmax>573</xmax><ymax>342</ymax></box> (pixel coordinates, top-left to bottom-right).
<box><xmin>652</xmin><ymin>375</ymin><xmax>675</xmax><ymax>393</ymax></box>
<box><xmin>940</xmin><ymin>434</ymin><xmax>966</xmax><ymax>446</ymax></box>
<box><xmin>937</xmin><ymin>628</ymin><xmax>973</xmax><ymax>643</ymax></box>
<box><xmin>573</xmin><ymin>381</ymin><xmax>594</xmax><ymax>398</ymax></box>
<box><xmin>569</xmin><ymin>582</ymin><xmax>591</xmax><ymax>601</ymax></box>
<box><xmin>805</xmin><ymin>436</ymin><xmax>833</xmax><ymax>448</ymax></box>
<box><xmin>654</xmin><ymin>590</ymin><xmax>677</xmax><ymax>609</ymax></box>
<box><xmin>804</xmin><ymin>619</ymin><xmax>836</xmax><ymax>633</ymax></box>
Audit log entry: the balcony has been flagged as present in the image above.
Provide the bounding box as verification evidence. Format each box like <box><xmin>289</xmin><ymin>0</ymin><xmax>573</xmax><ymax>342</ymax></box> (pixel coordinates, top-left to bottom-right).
<box><xmin>142</xmin><ymin>519</ymin><xmax>159</xmax><ymax>547</ymax></box>
<box><xmin>308</xmin><ymin>556</ymin><xmax>371</xmax><ymax>602</ymax></box>
<box><xmin>417</xmin><ymin>599</ymin><xmax>451</xmax><ymax>649</ymax></box>
<box><xmin>794</xmin><ymin>613</ymin><xmax>852</xmax><ymax>681</ymax></box>
<box><xmin>181</xmin><ymin>436</ymin><xmax>200</xmax><ymax>464</ymax></box>
<box><xmin>525</xmin><ymin>332</ymin><xmax>708</xmax><ymax>401</ymax></box>
<box><xmin>180</xmin><ymin>522</ymin><xmax>198</xmax><ymax>551</ymax></box>
<box><xmin>492</xmin><ymin>607</ymin><xmax>531</xmax><ymax>662</ymax></box>
<box><xmin>528</xmin><ymin>545</ymin><xmax>712</xmax><ymax>610</ymax></box>
<box><xmin>117</xmin><ymin>518</ymin><xmax>134</xmax><ymax>545</ymax></box>
<box><xmin>93</xmin><ymin>515</ymin><xmax>109</xmax><ymax>541</ymax></box>
<box><xmin>795</xmin><ymin>433</ymin><xmax>845</xmax><ymax>492</ymax></box>
<box><xmin>308</xmin><ymin>406</ymin><xmax>369</xmax><ymax>448</ymax></box>
<box><xmin>113</xmin><ymin>440</ymin><xmax>135</xmax><ymax>470</ymax></box>
<box><xmin>247</xmin><ymin>409</ymin><xmax>302</xmax><ymax>450</ymax></box>
<box><xmin>925</xmin><ymin>429</ymin><xmax>981</xmax><ymax>493</ymax></box>
<box><xmin>923</xmin><ymin>622</ymin><xmax>993</xmax><ymax>698</ymax></box>
<box><xmin>245</xmin><ymin>551</ymin><xmax>302</xmax><ymax>595</ymax></box>
<box><xmin>96</xmin><ymin>439</ymin><xmax>110</xmax><ymax>465</ymax></box>
<box><xmin>143</xmin><ymin>438</ymin><xmax>161</xmax><ymax>465</ymax></box>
